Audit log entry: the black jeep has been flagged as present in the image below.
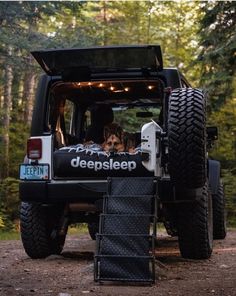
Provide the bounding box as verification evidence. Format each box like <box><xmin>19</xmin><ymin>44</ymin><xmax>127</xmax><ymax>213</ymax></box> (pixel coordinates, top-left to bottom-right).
<box><xmin>19</xmin><ymin>45</ymin><xmax>226</xmax><ymax>264</ymax></box>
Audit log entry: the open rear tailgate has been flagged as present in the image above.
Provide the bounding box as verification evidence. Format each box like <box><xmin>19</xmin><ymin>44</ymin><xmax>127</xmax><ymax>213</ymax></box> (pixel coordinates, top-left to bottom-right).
<box><xmin>31</xmin><ymin>45</ymin><xmax>163</xmax><ymax>76</ymax></box>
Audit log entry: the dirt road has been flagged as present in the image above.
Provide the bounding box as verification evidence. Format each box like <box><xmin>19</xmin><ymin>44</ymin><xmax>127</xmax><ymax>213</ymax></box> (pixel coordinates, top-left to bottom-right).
<box><xmin>0</xmin><ymin>230</ymin><xmax>236</xmax><ymax>296</ymax></box>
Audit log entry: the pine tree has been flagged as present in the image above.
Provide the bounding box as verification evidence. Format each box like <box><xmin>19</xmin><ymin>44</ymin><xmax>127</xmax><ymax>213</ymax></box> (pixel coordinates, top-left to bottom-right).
<box><xmin>199</xmin><ymin>1</ymin><xmax>236</xmax><ymax>110</ymax></box>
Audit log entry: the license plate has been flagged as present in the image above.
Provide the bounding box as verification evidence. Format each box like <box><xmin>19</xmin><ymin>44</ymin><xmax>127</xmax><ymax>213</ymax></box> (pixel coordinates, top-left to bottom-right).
<box><xmin>20</xmin><ymin>164</ymin><xmax>49</xmax><ymax>180</ymax></box>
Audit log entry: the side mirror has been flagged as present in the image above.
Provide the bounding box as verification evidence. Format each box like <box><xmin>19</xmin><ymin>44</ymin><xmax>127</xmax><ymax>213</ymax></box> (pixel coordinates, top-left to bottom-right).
<box><xmin>136</xmin><ymin>112</ymin><xmax>153</xmax><ymax>118</ymax></box>
<box><xmin>207</xmin><ymin>126</ymin><xmax>218</xmax><ymax>141</ymax></box>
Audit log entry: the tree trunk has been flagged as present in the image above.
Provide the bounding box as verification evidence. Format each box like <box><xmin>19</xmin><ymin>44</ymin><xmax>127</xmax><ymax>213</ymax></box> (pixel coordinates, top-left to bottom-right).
<box><xmin>2</xmin><ymin>63</ymin><xmax>13</xmax><ymax>178</ymax></box>
<box><xmin>23</xmin><ymin>70</ymin><xmax>36</xmax><ymax>125</ymax></box>
<box><xmin>102</xmin><ymin>1</ymin><xmax>108</xmax><ymax>46</ymax></box>
<box><xmin>146</xmin><ymin>2</ymin><xmax>153</xmax><ymax>44</ymax></box>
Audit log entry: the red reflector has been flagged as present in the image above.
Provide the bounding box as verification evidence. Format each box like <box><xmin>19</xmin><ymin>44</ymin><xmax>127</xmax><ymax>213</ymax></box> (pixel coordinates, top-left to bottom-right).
<box><xmin>27</xmin><ymin>138</ymin><xmax>42</xmax><ymax>159</ymax></box>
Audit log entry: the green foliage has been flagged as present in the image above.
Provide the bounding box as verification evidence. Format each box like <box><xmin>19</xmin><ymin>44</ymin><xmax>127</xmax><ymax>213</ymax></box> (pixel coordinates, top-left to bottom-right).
<box><xmin>0</xmin><ymin>211</ymin><xmax>13</xmax><ymax>231</ymax></box>
<box><xmin>9</xmin><ymin>121</ymin><xmax>30</xmax><ymax>177</ymax></box>
<box><xmin>0</xmin><ymin>215</ymin><xmax>4</xmax><ymax>229</ymax></box>
<box><xmin>208</xmin><ymin>99</ymin><xmax>236</xmax><ymax>162</ymax></box>
<box><xmin>0</xmin><ymin>88</ymin><xmax>30</xmax><ymax>178</ymax></box>
<box><xmin>0</xmin><ymin>177</ymin><xmax>20</xmax><ymax>231</ymax></box>
<box><xmin>222</xmin><ymin>169</ymin><xmax>236</xmax><ymax>227</ymax></box>
<box><xmin>199</xmin><ymin>2</ymin><xmax>236</xmax><ymax>110</ymax></box>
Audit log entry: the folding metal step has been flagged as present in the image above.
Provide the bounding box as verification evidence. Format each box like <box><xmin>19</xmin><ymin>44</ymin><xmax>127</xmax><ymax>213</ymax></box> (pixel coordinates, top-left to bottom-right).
<box><xmin>96</xmin><ymin>234</ymin><xmax>153</xmax><ymax>256</ymax></box>
<box><xmin>103</xmin><ymin>195</ymin><xmax>153</xmax><ymax>215</ymax></box>
<box><xmin>100</xmin><ymin>214</ymin><xmax>153</xmax><ymax>235</ymax></box>
<box><xmin>94</xmin><ymin>177</ymin><xmax>157</xmax><ymax>284</ymax></box>
<box><xmin>95</xmin><ymin>255</ymin><xmax>155</xmax><ymax>283</ymax></box>
<box><xmin>107</xmin><ymin>177</ymin><xmax>156</xmax><ymax>196</ymax></box>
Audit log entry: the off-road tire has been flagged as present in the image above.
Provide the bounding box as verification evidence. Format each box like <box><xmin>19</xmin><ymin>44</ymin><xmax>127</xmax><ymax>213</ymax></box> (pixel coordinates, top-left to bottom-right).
<box><xmin>177</xmin><ymin>184</ymin><xmax>213</xmax><ymax>259</ymax></box>
<box><xmin>168</xmin><ymin>88</ymin><xmax>206</xmax><ymax>189</ymax></box>
<box><xmin>163</xmin><ymin>204</ymin><xmax>178</xmax><ymax>236</ymax></box>
<box><xmin>164</xmin><ymin>220</ymin><xmax>178</xmax><ymax>237</ymax></box>
<box><xmin>88</xmin><ymin>222</ymin><xmax>99</xmax><ymax>240</ymax></box>
<box><xmin>213</xmin><ymin>183</ymin><xmax>227</xmax><ymax>239</ymax></box>
<box><xmin>20</xmin><ymin>202</ymin><xmax>66</xmax><ymax>259</ymax></box>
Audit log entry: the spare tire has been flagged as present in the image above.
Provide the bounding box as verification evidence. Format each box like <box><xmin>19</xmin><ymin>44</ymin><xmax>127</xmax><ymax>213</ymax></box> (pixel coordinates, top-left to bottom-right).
<box><xmin>168</xmin><ymin>88</ymin><xmax>207</xmax><ymax>189</ymax></box>
<box><xmin>88</xmin><ymin>222</ymin><xmax>99</xmax><ymax>240</ymax></box>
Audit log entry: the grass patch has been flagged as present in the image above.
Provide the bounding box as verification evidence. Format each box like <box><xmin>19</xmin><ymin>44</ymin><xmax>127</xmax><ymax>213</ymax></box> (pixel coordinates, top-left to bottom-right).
<box><xmin>0</xmin><ymin>231</ymin><xmax>20</xmax><ymax>240</ymax></box>
<box><xmin>0</xmin><ymin>224</ymin><xmax>88</xmax><ymax>240</ymax></box>
<box><xmin>227</xmin><ymin>218</ymin><xmax>236</xmax><ymax>228</ymax></box>
<box><xmin>68</xmin><ymin>223</ymin><xmax>88</xmax><ymax>235</ymax></box>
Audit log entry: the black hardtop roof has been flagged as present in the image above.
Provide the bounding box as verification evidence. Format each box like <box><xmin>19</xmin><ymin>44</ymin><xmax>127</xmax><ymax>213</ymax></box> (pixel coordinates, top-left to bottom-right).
<box><xmin>31</xmin><ymin>45</ymin><xmax>163</xmax><ymax>77</ymax></box>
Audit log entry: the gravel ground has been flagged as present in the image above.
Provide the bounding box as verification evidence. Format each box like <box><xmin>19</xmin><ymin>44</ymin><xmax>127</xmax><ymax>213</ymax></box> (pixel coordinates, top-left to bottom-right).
<box><xmin>0</xmin><ymin>230</ymin><xmax>236</xmax><ymax>296</ymax></box>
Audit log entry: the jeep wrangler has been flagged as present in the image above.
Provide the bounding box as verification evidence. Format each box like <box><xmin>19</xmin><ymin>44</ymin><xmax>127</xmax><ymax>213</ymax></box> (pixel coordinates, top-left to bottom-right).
<box><xmin>19</xmin><ymin>45</ymin><xmax>226</xmax><ymax>266</ymax></box>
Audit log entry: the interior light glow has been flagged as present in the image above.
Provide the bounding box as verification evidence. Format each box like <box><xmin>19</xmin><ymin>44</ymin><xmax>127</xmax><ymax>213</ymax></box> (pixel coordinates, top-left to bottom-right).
<box><xmin>124</xmin><ymin>87</ymin><xmax>129</xmax><ymax>92</ymax></box>
<box><xmin>99</xmin><ymin>83</ymin><xmax>104</xmax><ymax>87</ymax></box>
<box><xmin>148</xmin><ymin>85</ymin><xmax>154</xmax><ymax>90</ymax></box>
<box><xmin>110</xmin><ymin>86</ymin><xmax>115</xmax><ymax>91</ymax></box>
<box><xmin>88</xmin><ymin>82</ymin><xmax>92</xmax><ymax>86</ymax></box>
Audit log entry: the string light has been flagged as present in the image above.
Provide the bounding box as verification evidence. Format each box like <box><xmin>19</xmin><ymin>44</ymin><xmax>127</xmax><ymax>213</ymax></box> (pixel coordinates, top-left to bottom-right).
<box><xmin>99</xmin><ymin>83</ymin><xmax>104</xmax><ymax>87</ymax></box>
<box><xmin>110</xmin><ymin>86</ymin><xmax>115</xmax><ymax>91</ymax></box>
<box><xmin>147</xmin><ymin>85</ymin><xmax>154</xmax><ymax>90</ymax></box>
<box><xmin>88</xmin><ymin>82</ymin><xmax>92</xmax><ymax>86</ymax></box>
<box><xmin>124</xmin><ymin>87</ymin><xmax>129</xmax><ymax>92</ymax></box>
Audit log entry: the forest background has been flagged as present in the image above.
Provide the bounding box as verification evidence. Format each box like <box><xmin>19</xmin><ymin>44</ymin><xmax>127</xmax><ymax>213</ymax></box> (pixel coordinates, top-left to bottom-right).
<box><xmin>0</xmin><ymin>1</ymin><xmax>235</xmax><ymax>231</ymax></box>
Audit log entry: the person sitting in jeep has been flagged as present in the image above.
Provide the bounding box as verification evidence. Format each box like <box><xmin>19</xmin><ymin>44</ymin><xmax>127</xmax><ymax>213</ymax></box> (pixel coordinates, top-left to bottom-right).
<box><xmin>85</xmin><ymin>104</ymin><xmax>114</xmax><ymax>144</ymax></box>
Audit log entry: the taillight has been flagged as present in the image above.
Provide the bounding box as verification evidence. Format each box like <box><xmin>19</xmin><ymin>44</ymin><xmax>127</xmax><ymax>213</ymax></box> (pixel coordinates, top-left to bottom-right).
<box><xmin>27</xmin><ymin>138</ymin><xmax>42</xmax><ymax>159</ymax></box>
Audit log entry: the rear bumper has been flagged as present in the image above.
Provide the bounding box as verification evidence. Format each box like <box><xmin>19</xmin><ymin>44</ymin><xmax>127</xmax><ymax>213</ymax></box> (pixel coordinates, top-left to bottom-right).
<box><xmin>19</xmin><ymin>180</ymin><xmax>107</xmax><ymax>203</ymax></box>
<box><xmin>19</xmin><ymin>178</ymin><xmax>201</xmax><ymax>204</ymax></box>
